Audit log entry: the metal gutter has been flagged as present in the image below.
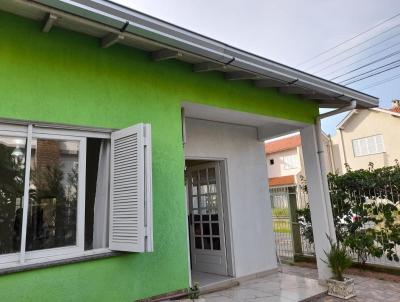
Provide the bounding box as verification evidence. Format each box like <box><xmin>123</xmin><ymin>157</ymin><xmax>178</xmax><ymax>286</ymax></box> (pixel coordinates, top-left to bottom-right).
<box><xmin>31</xmin><ymin>0</ymin><xmax>379</xmax><ymax>108</ymax></box>
<box><xmin>315</xmin><ymin>100</ymin><xmax>357</xmax><ymax>244</ymax></box>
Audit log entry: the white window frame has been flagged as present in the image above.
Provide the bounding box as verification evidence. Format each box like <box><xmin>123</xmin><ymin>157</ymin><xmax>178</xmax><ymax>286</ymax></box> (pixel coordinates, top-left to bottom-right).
<box><xmin>0</xmin><ymin>125</ymin><xmax>87</xmax><ymax>267</ymax></box>
<box><xmin>352</xmin><ymin>134</ymin><xmax>385</xmax><ymax>157</ymax></box>
<box><xmin>0</xmin><ymin>121</ymin><xmax>152</xmax><ymax>269</ymax></box>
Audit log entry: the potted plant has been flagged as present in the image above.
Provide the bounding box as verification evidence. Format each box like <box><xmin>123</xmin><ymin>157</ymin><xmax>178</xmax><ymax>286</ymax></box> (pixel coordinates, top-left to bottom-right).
<box><xmin>324</xmin><ymin>236</ymin><xmax>355</xmax><ymax>300</ymax></box>
<box><xmin>177</xmin><ymin>283</ymin><xmax>205</xmax><ymax>302</ymax></box>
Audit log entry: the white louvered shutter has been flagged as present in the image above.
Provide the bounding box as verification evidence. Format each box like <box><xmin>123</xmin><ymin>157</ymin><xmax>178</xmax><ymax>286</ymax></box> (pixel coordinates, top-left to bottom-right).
<box><xmin>109</xmin><ymin>123</ymin><xmax>153</xmax><ymax>252</ymax></box>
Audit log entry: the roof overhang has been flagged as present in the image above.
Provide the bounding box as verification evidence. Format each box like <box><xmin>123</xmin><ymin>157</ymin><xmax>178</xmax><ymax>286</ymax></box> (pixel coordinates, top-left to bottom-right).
<box><xmin>2</xmin><ymin>0</ymin><xmax>379</xmax><ymax>109</ymax></box>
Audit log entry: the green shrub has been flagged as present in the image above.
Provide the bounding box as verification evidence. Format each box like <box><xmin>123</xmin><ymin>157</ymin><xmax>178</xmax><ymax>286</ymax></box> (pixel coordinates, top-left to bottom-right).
<box><xmin>298</xmin><ymin>163</ymin><xmax>400</xmax><ymax>266</ymax></box>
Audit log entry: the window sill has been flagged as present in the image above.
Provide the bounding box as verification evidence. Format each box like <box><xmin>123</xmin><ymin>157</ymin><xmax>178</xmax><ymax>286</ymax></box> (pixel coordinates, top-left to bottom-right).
<box><xmin>354</xmin><ymin>151</ymin><xmax>385</xmax><ymax>158</ymax></box>
<box><xmin>0</xmin><ymin>249</ymin><xmax>123</xmax><ymax>276</ymax></box>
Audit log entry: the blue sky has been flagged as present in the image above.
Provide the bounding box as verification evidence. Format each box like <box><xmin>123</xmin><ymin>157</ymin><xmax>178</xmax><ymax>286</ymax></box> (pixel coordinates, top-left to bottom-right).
<box><xmin>115</xmin><ymin>0</ymin><xmax>400</xmax><ymax>134</ymax></box>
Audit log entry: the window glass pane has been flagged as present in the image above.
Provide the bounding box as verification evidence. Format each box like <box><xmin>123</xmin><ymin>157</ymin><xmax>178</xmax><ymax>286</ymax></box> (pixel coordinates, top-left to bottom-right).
<box><xmin>0</xmin><ymin>136</ymin><xmax>26</xmax><ymax>255</ymax></box>
<box><xmin>283</xmin><ymin>154</ymin><xmax>297</xmax><ymax>170</ymax></box>
<box><xmin>26</xmin><ymin>139</ymin><xmax>79</xmax><ymax>251</ymax></box>
<box><xmin>376</xmin><ymin>135</ymin><xmax>384</xmax><ymax>152</ymax></box>
<box><xmin>352</xmin><ymin>140</ymin><xmax>360</xmax><ymax>157</ymax></box>
<box><xmin>85</xmin><ymin>138</ymin><xmax>110</xmax><ymax>251</ymax></box>
<box><xmin>359</xmin><ymin>139</ymin><xmax>368</xmax><ymax>156</ymax></box>
<box><xmin>367</xmin><ymin>137</ymin><xmax>376</xmax><ymax>154</ymax></box>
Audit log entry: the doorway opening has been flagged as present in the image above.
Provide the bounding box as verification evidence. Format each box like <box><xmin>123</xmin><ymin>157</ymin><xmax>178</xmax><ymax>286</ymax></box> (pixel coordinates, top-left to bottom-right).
<box><xmin>185</xmin><ymin>159</ymin><xmax>233</xmax><ymax>287</ymax></box>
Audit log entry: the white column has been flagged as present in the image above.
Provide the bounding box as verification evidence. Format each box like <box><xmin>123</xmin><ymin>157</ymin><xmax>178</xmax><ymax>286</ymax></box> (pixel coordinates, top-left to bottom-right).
<box><xmin>300</xmin><ymin>124</ymin><xmax>336</xmax><ymax>282</ymax></box>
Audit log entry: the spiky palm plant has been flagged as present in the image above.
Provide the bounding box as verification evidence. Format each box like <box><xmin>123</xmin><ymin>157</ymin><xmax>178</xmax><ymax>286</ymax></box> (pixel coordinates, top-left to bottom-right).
<box><xmin>324</xmin><ymin>236</ymin><xmax>352</xmax><ymax>281</ymax></box>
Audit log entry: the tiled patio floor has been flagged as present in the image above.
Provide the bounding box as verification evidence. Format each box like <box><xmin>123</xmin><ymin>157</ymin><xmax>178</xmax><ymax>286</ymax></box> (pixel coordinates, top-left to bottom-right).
<box><xmin>282</xmin><ymin>265</ymin><xmax>400</xmax><ymax>302</ymax></box>
<box><xmin>201</xmin><ymin>269</ymin><xmax>326</xmax><ymax>302</ymax></box>
<box><xmin>199</xmin><ymin>264</ymin><xmax>400</xmax><ymax>302</ymax></box>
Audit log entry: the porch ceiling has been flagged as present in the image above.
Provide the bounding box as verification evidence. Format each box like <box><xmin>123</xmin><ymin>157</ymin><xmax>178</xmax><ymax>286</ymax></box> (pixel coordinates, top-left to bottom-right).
<box><xmin>1</xmin><ymin>0</ymin><xmax>379</xmax><ymax>110</ymax></box>
<box><xmin>183</xmin><ymin>103</ymin><xmax>306</xmax><ymax>140</ymax></box>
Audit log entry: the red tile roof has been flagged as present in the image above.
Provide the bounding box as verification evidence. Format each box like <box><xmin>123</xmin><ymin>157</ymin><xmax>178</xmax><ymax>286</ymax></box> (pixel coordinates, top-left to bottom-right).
<box><xmin>269</xmin><ymin>175</ymin><xmax>295</xmax><ymax>187</ymax></box>
<box><xmin>265</xmin><ymin>135</ymin><xmax>301</xmax><ymax>154</ymax></box>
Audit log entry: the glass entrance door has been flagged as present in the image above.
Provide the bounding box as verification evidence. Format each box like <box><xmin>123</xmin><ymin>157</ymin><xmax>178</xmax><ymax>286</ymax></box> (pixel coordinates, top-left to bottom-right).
<box><xmin>187</xmin><ymin>161</ymin><xmax>228</xmax><ymax>276</ymax></box>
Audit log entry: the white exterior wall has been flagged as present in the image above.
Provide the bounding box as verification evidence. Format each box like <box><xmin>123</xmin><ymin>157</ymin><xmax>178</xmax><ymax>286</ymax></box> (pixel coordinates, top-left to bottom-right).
<box><xmin>266</xmin><ymin>148</ymin><xmax>302</xmax><ymax>178</ymax></box>
<box><xmin>184</xmin><ymin>118</ymin><xmax>277</xmax><ymax>277</ymax></box>
<box><xmin>266</xmin><ymin>135</ymin><xmax>333</xmax><ymax>184</ymax></box>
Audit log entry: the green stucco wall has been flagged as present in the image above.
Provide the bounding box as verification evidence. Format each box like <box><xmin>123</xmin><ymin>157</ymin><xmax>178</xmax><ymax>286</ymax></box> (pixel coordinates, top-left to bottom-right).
<box><xmin>0</xmin><ymin>10</ymin><xmax>318</xmax><ymax>302</ymax></box>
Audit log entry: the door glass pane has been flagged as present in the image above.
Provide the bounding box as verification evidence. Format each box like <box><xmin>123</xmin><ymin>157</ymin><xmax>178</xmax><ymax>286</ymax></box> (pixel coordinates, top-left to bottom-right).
<box><xmin>192</xmin><ymin>196</ymin><xmax>198</xmax><ymax>209</ymax></box>
<box><xmin>0</xmin><ymin>136</ymin><xmax>26</xmax><ymax>255</ymax></box>
<box><xmin>202</xmin><ymin>214</ymin><xmax>209</xmax><ymax>221</ymax></box>
<box><xmin>211</xmin><ymin>223</ymin><xmax>219</xmax><ymax>235</ymax></box>
<box><xmin>212</xmin><ymin>238</ymin><xmax>221</xmax><ymax>250</ymax></box>
<box><xmin>199</xmin><ymin>169</ymin><xmax>207</xmax><ymax>194</ymax></box>
<box><xmin>191</xmin><ymin>172</ymin><xmax>198</xmax><ymax>195</ymax></box>
<box><xmin>195</xmin><ymin>237</ymin><xmax>202</xmax><ymax>249</ymax></box>
<box><xmin>27</xmin><ymin>139</ymin><xmax>79</xmax><ymax>251</ymax></box>
<box><xmin>210</xmin><ymin>194</ymin><xmax>217</xmax><ymax>208</ymax></box>
<box><xmin>208</xmin><ymin>168</ymin><xmax>217</xmax><ymax>193</ymax></box>
<box><xmin>203</xmin><ymin>237</ymin><xmax>211</xmax><ymax>249</ymax></box>
<box><xmin>200</xmin><ymin>195</ymin><xmax>207</xmax><ymax>208</ymax></box>
<box><xmin>194</xmin><ymin>223</ymin><xmax>201</xmax><ymax>235</ymax></box>
<box><xmin>202</xmin><ymin>223</ymin><xmax>210</xmax><ymax>235</ymax></box>
<box><xmin>211</xmin><ymin>214</ymin><xmax>219</xmax><ymax>221</ymax></box>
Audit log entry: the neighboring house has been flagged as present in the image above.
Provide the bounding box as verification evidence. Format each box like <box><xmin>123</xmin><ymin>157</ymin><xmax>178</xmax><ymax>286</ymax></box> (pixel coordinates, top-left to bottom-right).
<box><xmin>329</xmin><ymin>100</ymin><xmax>400</xmax><ymax>173</ymax></box>
<box><xmin>266</xmin><ymin>133</ymin><xmax>334</xmax><ymax>187</ymax></box>
<box><xmin>0</xmin><ymin>1</ymin><xmax>378</xmax><ymax>301</ymax></box>
<box><xmin>266</xmin><ymin>99</ymin><xmax>400</xmax><ymax>182</ymax></box>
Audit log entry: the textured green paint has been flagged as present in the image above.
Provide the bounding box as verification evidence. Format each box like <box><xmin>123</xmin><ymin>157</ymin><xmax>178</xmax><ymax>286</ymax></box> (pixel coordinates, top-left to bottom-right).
<box><xmin>0</xmin><ymin>11</ymin><xmax>318</xmax><ymax>302</ymax></box>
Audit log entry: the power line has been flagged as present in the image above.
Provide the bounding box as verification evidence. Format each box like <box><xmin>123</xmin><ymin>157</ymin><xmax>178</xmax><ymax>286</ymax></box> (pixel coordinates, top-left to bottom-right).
<box><xmin>339</xmin><ymin>58</ymin><xmax>400</xmax><ymax>84</ymax></box>
<box><xmin>297</xmin><ymin>11</ymin><xmax>400</xmax><ymax>67</ymax></box>
<box><xmin>317</xmin><ymin>38</ymin><xmax>400</xmax><ymax>76</ymax></box>
<box><xmin>305</xmin><ymin>23</ymin><xmax>400</xmax><ymax>72</ymax></box>
<box><xmin>360</xmin><ymin>72</ymin><xmax>400</xmax><ymax>90</ymax></box>
<box><xmin>329</xmin><ymin>49</ymin><xmax>400</xmax><ymax>81</ymax></box>
<box><xmin>342</xmin><ymin>61</ymin><xmax>400</xmax><ymax>85</ymax></box>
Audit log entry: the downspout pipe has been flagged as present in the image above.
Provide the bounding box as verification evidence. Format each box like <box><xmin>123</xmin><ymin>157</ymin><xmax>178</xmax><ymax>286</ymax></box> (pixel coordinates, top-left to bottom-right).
<box><xmin>315</xmin><ymin>100</ymin><xmax>357</xmax><ymax>242</ymax></box>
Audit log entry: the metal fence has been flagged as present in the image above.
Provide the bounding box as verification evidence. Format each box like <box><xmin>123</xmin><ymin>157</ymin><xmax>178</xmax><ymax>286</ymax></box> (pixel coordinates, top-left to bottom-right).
<box><xmin>270</xmin><ymin>185</ymin><xmax>314</xmax><ymax>259</ymax></box>
<box><xmin>271</xmin><ymin>184</ymin><xmax>400</xmax><ymax>268</ymax></box>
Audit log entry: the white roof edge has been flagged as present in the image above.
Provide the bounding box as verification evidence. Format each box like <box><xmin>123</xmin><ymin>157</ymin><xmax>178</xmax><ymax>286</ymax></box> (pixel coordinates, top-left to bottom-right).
<box><xmin>336</xmin><ymin>110</ymin><xmax>358</xmax><ymax>129</ymax></box>
<box><xmin>30</xmin><ymin>0</ymin><xmax>379</xmax><ymax>108</ymax></box>
<box><xmin>372</xmin><ymin>107</ymin><xmax>400</xmax><ymax>117</ymax></box>
<box><xmin>336</xmin><ymin>107</ymin><xmax>400</xmax><ymax>130</ymax></box>
<box><xmin>265</xmin><ymin>132</ymin><xmax>300</xmax><ymax>143</ymax></box>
